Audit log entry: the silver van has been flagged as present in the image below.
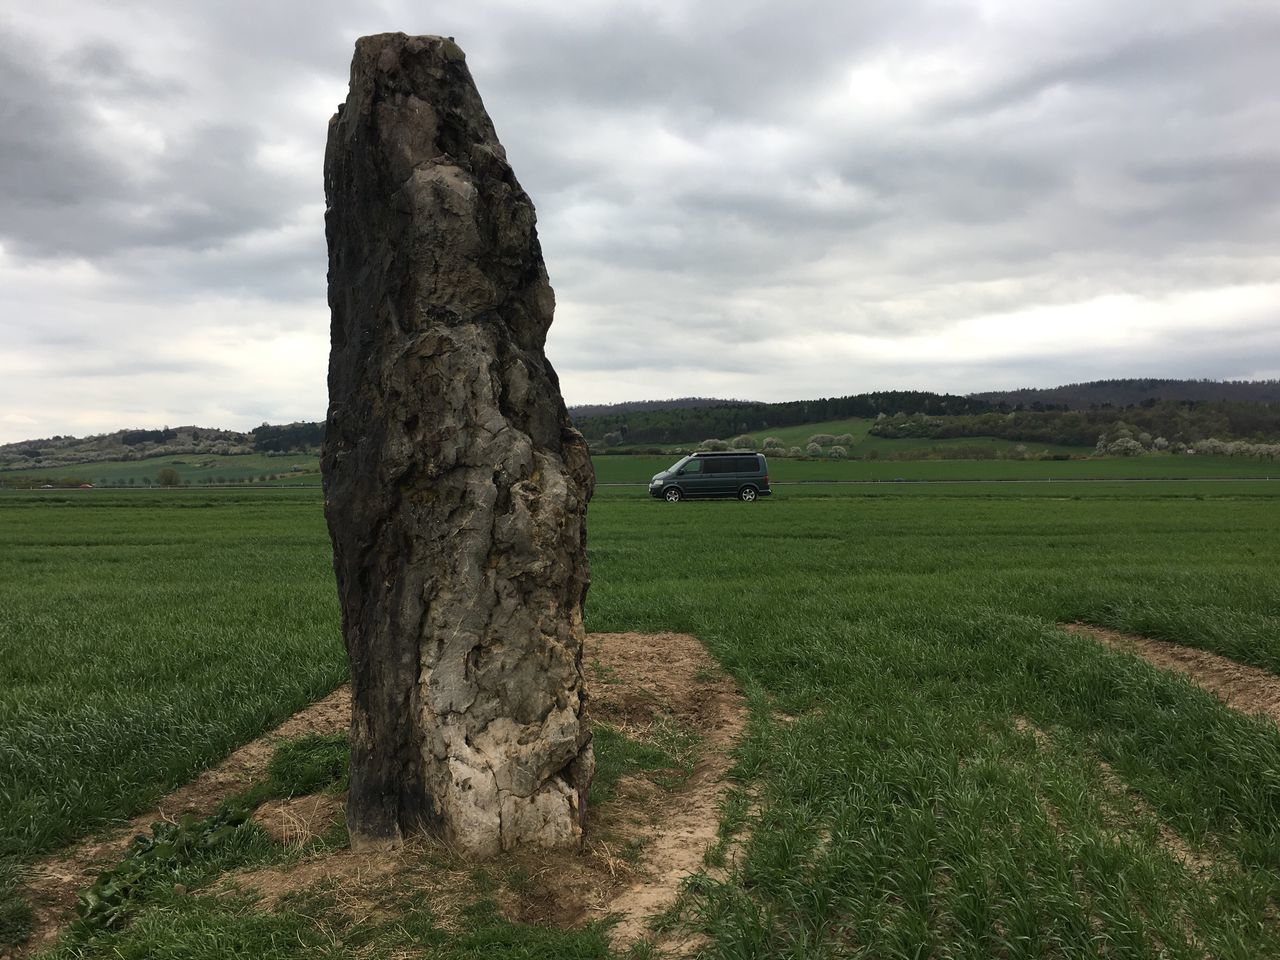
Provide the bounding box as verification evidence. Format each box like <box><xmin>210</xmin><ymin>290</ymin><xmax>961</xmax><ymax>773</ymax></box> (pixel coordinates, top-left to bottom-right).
<box><xmin>648</xmin><ymin>451</ymin><xmax>772</xmax><ymax>502</ymax></box>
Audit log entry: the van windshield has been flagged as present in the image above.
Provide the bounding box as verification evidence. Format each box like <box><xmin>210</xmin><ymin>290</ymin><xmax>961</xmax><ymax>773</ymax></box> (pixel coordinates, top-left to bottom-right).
<box><xmin>670</xmin><ymin>456</ymin><xmax>701</xmax><ymax>474</ymax></box>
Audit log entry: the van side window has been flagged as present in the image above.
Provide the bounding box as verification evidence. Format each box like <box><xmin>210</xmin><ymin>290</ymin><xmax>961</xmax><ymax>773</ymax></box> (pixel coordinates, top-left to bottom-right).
<box><xmin>680</xmin><ymin>459</ymin><xmax>702</xmax><ymax>474</ymax></box>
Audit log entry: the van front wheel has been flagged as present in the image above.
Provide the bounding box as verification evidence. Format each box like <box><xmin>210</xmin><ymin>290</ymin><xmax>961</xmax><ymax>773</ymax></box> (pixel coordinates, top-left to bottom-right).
<box><xmin>664</xmin><ymin>487</ymin><xmax>683</xmax><ymax>502</ymax></box>
<box><xmin>739</xmin><ymin>486</ymin><xmax>758</xmax><ymax>502</ymax></box>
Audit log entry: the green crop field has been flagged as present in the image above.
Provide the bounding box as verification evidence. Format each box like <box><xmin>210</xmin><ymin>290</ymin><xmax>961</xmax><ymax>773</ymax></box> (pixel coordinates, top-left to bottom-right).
<box><xmin>0</xmin><ymin>453</ymin><xmax>321</xmax><ymax>488</ymax></box>
<box><xmin>593</xmin><ymin>451</ymin><xmax>1280</xmax><ymax>485</ymax></box>
<box><xmin>10</xmin><ymin>444</ymin><xmax>1274</xmax><ymax>491</ymax></box>
<box><xmin>4</xmin><ymin>479</ymin><xmax>1280</xmax><ymax>956</ymax></box>
<box><xmin>0</xmin><ymin>491</ymin><xmax>343</xmax><ymax>862</ymax></box>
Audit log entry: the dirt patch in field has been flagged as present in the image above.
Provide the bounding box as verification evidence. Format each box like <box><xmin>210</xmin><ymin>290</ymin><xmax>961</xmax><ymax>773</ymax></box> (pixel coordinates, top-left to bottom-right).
<box><xmin>584</xmin><ymin>631</ymin><xmax>747</xmax><ymax>948</ymax></box>
<box><xmin>11</xmin><ymin>685</ymin><xmax>351</xmax><ymax>958</ymax></box>
<box><xmin>1063</xmin><ymin>623</ymin><xmax>1280</xmax><ymax>725</ymax></box>
<box><xmin>226</xmin><ymin>632</ymin><xmax>747</xmax><ymax>954</ymax></box>
<box><xmin>252</xmin><ymin>793</ymin><xmax>345</xmax><ymax>848</ymax></box>
<box><xmin>15</xmin><ymin>633</ymin><xmax>746</xmax><ymax>958</ymax></box>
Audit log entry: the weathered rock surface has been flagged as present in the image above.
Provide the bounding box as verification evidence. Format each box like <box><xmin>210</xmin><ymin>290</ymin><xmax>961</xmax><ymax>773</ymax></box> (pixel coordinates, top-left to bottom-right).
<box><xmin>322</xmin><ymin>33</ymin><xmax>594</xmax><ymax>857</ymax></box>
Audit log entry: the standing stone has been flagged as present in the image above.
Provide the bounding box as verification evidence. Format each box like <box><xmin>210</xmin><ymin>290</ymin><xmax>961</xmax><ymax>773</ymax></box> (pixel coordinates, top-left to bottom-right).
<box><xmin>322</xmin><ymin>33</ymin><xmax>594</xmax><ymax>857</ymax></box>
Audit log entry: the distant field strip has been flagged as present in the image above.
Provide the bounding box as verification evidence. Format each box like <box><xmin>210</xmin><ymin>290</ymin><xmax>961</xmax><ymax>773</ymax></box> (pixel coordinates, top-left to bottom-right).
<box><xmin>6</xmin><ymin>450</ymin><xmax>1274</xmax><ymax>487</ymax></box>
<box><xmin>592</xmin><ymin>452</ymin><xmax>1280</xmax><ymax>484</ymax></box>
<box><xmin>601</xmin><ymin>475</ymin><xmax>1280</xmax><ymax>485</ymax></box>
<box><xmin>4</xmin><ymin>483</ymin><xmax>1280</xmax><ymax>955</ymax></box>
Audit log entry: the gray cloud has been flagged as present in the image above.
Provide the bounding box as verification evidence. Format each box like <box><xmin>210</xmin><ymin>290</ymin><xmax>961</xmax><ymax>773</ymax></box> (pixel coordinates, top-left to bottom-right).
<box><xmin>1</xmin><ymin>0</ymin><xmax>1279</xmax><ymax>443</ymax></box>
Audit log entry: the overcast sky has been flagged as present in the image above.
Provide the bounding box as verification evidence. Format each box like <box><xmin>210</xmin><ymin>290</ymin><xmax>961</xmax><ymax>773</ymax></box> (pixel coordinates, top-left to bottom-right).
<box><xmin>2</xmin><ymin>0</ymin><xmax>1278</xmax><ymax>442</ymax></box>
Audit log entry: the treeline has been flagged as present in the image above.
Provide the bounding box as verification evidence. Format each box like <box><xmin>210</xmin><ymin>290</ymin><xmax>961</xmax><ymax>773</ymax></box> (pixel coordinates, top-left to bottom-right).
<box><xmin>251</xmin><ymin>421</ymin><xmax>324</xmax><ymax>452</ymax></box>
<box><xmin>869</xmin><ymin>401</ymin><xmax>1280</xmax><ymax>447</ymax></box>
<box><xmin>120</xmin><ymin>427</ymin><xmax>178</xmax><ymax>446</ymax></box>
<box><xmin>1</xmin><ymin>421</ymin><xmax>326</xmax><ymax>471</ymax></box>
<box><xmin>574</xmin><ymin>391</ymin><xmax>991</xmax><ymax>444</ymax></box>
<box><xmin>972</xmin><ymin>378</ymin><xmax>1280</xmax><ymax>410</ymax></box>
<box><xmin>567</xmin><ymin>397</ymin><xmax>754</xmax><ymax>418</ymax></box>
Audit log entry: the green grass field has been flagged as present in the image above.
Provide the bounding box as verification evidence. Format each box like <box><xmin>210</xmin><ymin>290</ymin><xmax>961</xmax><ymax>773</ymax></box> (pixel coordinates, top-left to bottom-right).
<box><xmin>0</xmin><ymin>491</ymin><xmax>343</xmax><ymax>860</ymax></box>
<box><xmin>4</xmin><ymin>480</ymin><xmax>1280</xmax><ymax>956</ymax></box>
<box><xmin>8</xmin><ymin>444</ymin><xmax>1274</xmax><ymax>490</ymax></box>
<box><xmin>0</xmin><ymin>453</ymin><xmax>321</xmax><ymax>487</ymax></box>
<box><xmin>593</xmin><ymin>452</ymin><xmax>1280</xmax><ymax>484</ymax></box>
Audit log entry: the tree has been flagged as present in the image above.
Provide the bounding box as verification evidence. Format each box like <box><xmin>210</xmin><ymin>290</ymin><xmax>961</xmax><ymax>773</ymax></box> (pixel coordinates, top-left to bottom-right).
<box><xmin>829</xmin><ymin>445</ymin><xmax>848</xmax><ymax>459</ymax></box>
<box><xmin>1105</xmin><ymin>437</ymin><xmax>1144</xmax><ymax>457</ymax></box>
<box><xmin>157</xmin><ymin>467</ymin><xmax>180</xmax><ymax>487</ymax></box>
<box><xmin>806</xmin><ymin>442</ymin><xmax>822</xmax><ymax>457</ymax></box>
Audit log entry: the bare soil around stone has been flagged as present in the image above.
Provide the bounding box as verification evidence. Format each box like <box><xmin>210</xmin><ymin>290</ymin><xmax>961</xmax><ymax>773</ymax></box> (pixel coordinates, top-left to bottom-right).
<box><xmin>223</xmin><ymin>631</ymin><xmax>747</xmax><ymax>953</ymax></box>
<box><xmin>11</xmin><ymin>632</ymin><xmax>746</xmax><ymax>958</ymax></box>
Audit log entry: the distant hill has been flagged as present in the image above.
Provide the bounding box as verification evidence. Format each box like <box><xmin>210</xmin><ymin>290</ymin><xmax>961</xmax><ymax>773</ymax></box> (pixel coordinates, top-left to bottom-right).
<box><xmin>0</xmin><ymin>422</ymin><xmax>323</xmax><ymax>472</ymax></box>
<box><xmin>572</xmin><ymin>391</ymin><xmax>989</xmax><ymax>445</ymax></box>
<box><xmin>566</xmin><ymin>397</ymin><xmax>753</xmax><ymax>418</ymax></box>
<box><xmin>972</xmin><ymin>379</ymin><xmax>1280</xmax><ymax>410</ymax></box>
<box><xmin>575</xmin><ymin>382</ymin><xmax>1280</xmax><ymax>449</ymax></box>
<box><xmin>8</xmin><ymin>379</ymin><xmax>1278</xmax><ymax>470</ymax></box>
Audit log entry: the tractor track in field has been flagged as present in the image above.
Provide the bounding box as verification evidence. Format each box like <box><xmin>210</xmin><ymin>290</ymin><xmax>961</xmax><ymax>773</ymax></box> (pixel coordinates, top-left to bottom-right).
<box><xmin>1064</xmin><ymin>623</ymin><xmax>1280</xmax><ymax>726</ymax></box>
<box><xmin>9</xmin><ymin>687</ymin><xmax>351</xmax><ymax>958</ymax></box>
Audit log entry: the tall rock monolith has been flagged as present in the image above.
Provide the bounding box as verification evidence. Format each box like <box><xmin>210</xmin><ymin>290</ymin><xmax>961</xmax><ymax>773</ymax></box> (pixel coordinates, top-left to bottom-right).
<box><xmin>322</xmin><ymin>33</ymin><xmax>594</xmax><ymax>857</ymax></box>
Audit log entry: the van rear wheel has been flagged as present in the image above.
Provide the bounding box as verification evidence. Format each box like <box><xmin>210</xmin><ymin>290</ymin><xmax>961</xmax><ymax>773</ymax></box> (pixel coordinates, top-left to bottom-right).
<box><xmin>739</xmin><ymin>486</ymin><xmax>758</xmax><ymax>502</ymax></box>
<box><xmin>664</xmin><ymin>487</ymin><xmax>683</xmax><ymax>502</ymax></box>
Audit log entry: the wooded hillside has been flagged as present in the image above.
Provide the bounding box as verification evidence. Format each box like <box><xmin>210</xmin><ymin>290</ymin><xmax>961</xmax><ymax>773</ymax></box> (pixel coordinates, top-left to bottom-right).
<box><xmin>972</xmin><ymin>378</ymin><xmax>1280</xmax><ymax>409</ymax></box>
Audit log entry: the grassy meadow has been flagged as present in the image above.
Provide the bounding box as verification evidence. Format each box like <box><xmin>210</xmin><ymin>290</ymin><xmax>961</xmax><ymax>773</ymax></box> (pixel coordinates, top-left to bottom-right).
<box><xmin>0</xmin><ymin>492</ymin><xmax>344</xmax><ymax>861</ymax></box>
<box><xmin>0</xmin><ymin>453</ymin><xmax>321</xmax><ymax>488</ymax></box>
<box><xmin>593</xmin><ymin>451</ymin><xmax>1280</xmax><ymax>484</ymax></box>
<box><xmin>5</xmin><ymin>442</ymin><xmax>1276</xmax><ymax>489</ymax></box>
<box><xmin>3</xmin><ymin>476</ymin><xmax>1280</xmax><ymax>956</ymax></box>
